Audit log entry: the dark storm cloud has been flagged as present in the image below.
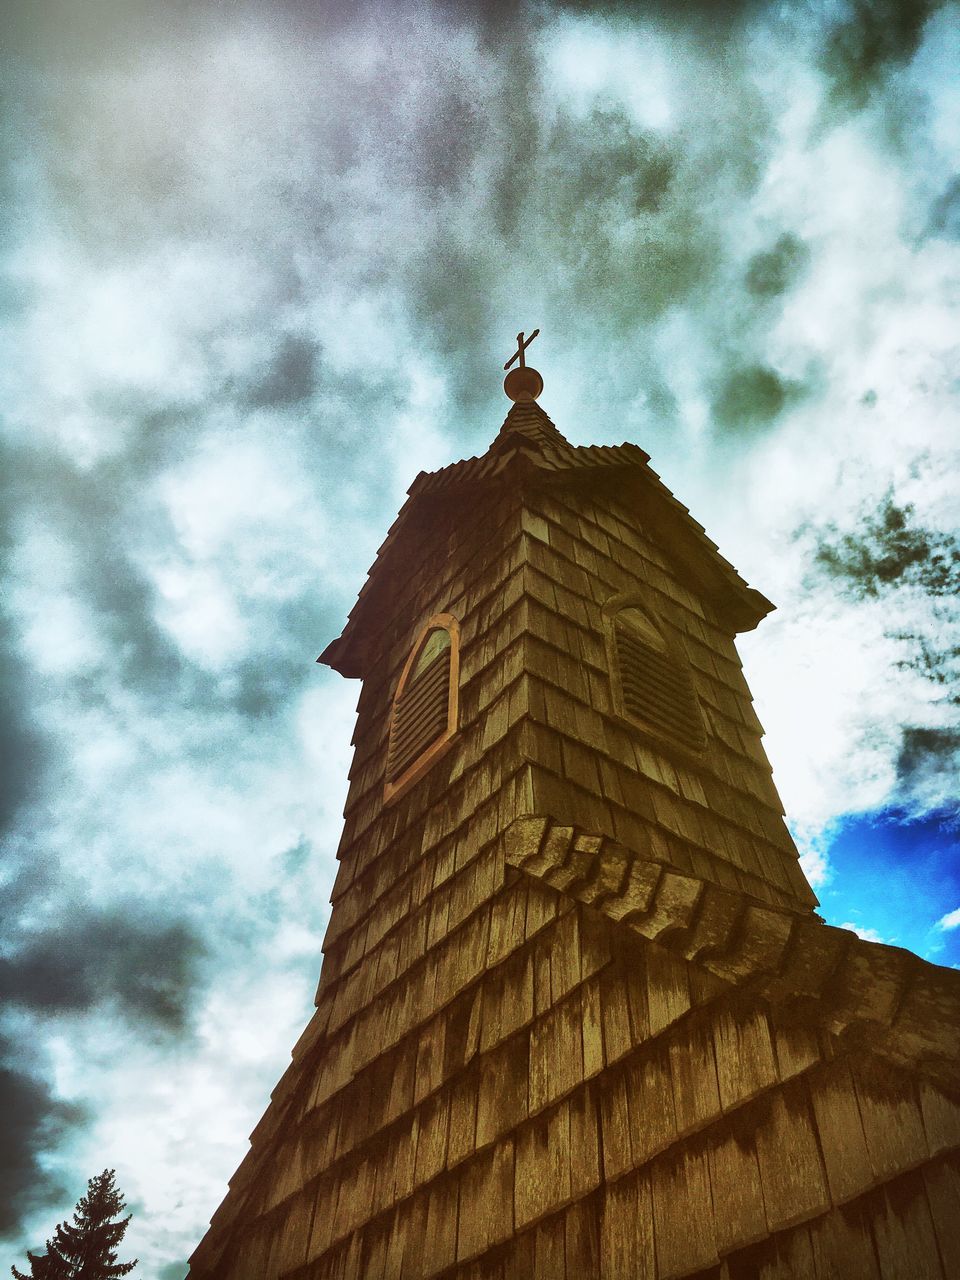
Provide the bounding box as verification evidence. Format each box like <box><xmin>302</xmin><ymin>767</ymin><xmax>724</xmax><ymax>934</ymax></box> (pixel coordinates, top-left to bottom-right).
<box><xmin>233</xmin><ymin>651</ymin><xmax>312</xmax><ymax>721</ymax></box>
<box><xmin>537</xmin><ymin>111</ymin><xmax>725</xmax><ymax>323</ymax></box>
<box><xmin>400</xmin><ymin>84</ymin><xmax>766</xmax><ymax>421</ymax></box>
<box><xmin>3</xmin><ymin>436</ymin><xmax>337</xmax><ymax>731</ymax></box>
<box><xmin>0</xmin><ymin>614</ymin><xmax>51</xmax><ymax>836</ymax></box>
<box><xmin>897</xmin><ymin>727</ymin><xmax>960</xmax><ymax>786</ymax></box>
<box><xmin>545</xmin><ymin>111</ymin><xmax>679</xmax><ymax>224</ymax></box>
<box><xmin>893</xmin><ymin>630</ymin><xmax>960</xmax><ymax>705</ymax></box>
<box><xmin>4</xmin><ymin>445</ymin><xmax>186</xmax><ymax>694</ymax></box>
<box><xmin>928</xmin><ymin>175</ymin><xmax>960</xmax><ymax>239</ymax></box>
<box><xmin>0</xmin><ymin>1041</ymin><xmax>84</xmax><ymax>1235</ymax></box>
<box><xmin>0</xmin><ymin>455</ymin><xmax>53</xmax><ymax>835</ymax></box>
<box><xmin>712</xmin><ymin>364</ymin><xmax>806</xmax><ymax>432</ymax></box>
<box><xmin>807</xmin><ymin>493</ymin><xmax>959</xmax><ymax>797</ymax></box>
<box><xmin>81</xmin><ymin>553</ymin><xmax>183</xmax><ymax>695</ymax></box>
<box><xmin>549</xmin><ymin>0</ymin><xmax>767</xmax><ymax>26</ymax></box>
<box><xmin>243</xmin><ymin>333</ymin><xmax>321</xmax><ymax>409</ymax></box>
<box><xmin>0</xmin><ymin>914</ymin><xmax>206</xmax><ymax>1031</ymax></box>
<box><xmin>1</xmin><ymin>747</ymin><xmax>208</xmax><ymax>1038</ymax></box>
<box><xmin>0</xmin><ymin>878</ymin><xmax>202</xmax><ymax>1226</ymax></box>
<box><xmin>813</xmin><ymin>492</ymin><xmax>959</xmax><ymax>598</ymax></box>
<box><xmin>744</xmin><ymin>233</ymin><xmax>810</xmax><ymax>298</ymax></box>
<box><xmin>821</xmin><ymin>0</ymin><xmax>940</xmax><ymax>110</ymax></box>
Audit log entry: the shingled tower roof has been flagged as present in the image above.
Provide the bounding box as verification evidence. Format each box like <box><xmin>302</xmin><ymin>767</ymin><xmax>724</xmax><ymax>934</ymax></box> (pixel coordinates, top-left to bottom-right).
<box><xmin>190</xmin><ymin>356</ymin><xmax>960</xmax><ymax>1280</ymax></box>
<box><xmin>321</xmin><ymin>398</ymin><xmax>773</xmax><ymax>681</ymax></box>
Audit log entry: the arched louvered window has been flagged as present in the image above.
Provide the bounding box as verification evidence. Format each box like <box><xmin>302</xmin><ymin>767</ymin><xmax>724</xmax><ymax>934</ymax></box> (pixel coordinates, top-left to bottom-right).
<box><xmin>608</xmin><ymin>602</ymin><xmax>705</xmax><ymax>754</ymax></box>
<box><xmin>384</xmin><ymin>613</ymin><xmax>460</xmax><ymax>802</ymax></box>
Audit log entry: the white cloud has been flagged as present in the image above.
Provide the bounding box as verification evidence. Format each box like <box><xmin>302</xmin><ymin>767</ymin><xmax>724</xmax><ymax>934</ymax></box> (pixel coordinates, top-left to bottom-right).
<box><xmin>838</xmin><ymin>922</ymin><xmax>894</xmax><ymax>945</ymax></box>
<box><xmin>151</xmin><ymin>560</ymin><xmax>250</xmax><ymax>670</ymax></box>
<box><xmin>33</xmin><ymin>966</ymin><xmax>319</xmax><ymax>1276</ymax></box>
<box><xmin>6</xmin><ymin>520</ymin><xmax>107</xmax><ymax>678</ymax></box>
<box><xmin>741</xmin><ymin>595</ymin><xmax>910</xmax><ymax>831</ymax></box>
<box><xmin>793</xmin><ymin>824</ymin><xmax>834</xmax><ymax>892</ymax></box>
<box><xmin>935</xmin><ymin>907</ymin><xmax>960</xmax><ymax>932</ymax></box>
<box><xmin>542</xmin><ymin>18</ymin><xmax>679</xmax><ymax>131</ymax></box>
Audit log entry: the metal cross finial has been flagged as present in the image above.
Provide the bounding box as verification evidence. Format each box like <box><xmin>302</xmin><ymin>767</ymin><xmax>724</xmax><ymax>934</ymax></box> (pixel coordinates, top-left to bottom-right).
<box><xmin>503</xmin><ymin>328</ymin><xmax>540</xmax><ymax>371</ymax></box>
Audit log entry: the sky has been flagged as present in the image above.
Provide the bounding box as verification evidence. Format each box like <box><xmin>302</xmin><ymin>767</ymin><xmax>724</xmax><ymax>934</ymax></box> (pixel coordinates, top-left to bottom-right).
<box><xmin>1</xmin><ymin>0</ymin><xmax>958</xmax><ymax>1274</ymax></box>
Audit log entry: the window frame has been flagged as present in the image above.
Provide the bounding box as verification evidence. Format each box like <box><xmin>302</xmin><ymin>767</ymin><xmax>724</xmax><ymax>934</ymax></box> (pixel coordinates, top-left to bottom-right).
<box><xmin>383</xmin><ymin>612</ymin><xmax>461</xmax><ymax>805</ymax></box>
<box><xmin>603</xmin><ymin>594</ymin><xmax>706</xmax><ymax>760</ymax></box>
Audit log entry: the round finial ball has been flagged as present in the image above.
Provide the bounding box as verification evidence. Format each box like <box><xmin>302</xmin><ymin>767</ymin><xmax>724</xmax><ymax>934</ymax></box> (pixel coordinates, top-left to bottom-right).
<box><xmin>504</xmin><ymin>365</ymin><xmax>544</xmax><ymax>401</ymax></box>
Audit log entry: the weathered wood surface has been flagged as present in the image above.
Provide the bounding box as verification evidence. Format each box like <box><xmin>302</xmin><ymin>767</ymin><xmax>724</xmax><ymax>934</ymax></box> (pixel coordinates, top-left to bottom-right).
<box><xmin>506</xmin><ymin>814</ymin><xmax>960</xmax><ymax>1096</ymax></box>
<box><xmin>190</xmin><ymin>401</ymin><xmax>960</xmax><ymax>1280</ymax></box>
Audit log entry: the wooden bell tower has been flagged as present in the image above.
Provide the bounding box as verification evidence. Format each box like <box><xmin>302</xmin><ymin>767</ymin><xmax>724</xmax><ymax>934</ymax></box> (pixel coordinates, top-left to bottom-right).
<box><xmin>190</xmin><ymin>338</ymin><xmax>960</xmax><ymax>1280</ymax></box>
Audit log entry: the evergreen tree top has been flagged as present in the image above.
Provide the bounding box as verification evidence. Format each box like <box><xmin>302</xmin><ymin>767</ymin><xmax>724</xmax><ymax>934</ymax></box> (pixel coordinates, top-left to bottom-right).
<box><xmin>12</xmin><ymin>1169</ymin><xmax>137</xmax><ymax>1280</ymax></box>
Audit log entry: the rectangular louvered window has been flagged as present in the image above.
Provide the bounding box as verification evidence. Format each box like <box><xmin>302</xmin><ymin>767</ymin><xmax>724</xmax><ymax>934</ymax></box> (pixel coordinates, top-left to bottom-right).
<box><xmin>616</xmin><ymin>625</ymin><xmax>705</xmax><ymax>753</ymax></box>
<box><xmin>386</xmin><ymin>646</ymin><xmax>452</xmax><ymax>783</ymax></box>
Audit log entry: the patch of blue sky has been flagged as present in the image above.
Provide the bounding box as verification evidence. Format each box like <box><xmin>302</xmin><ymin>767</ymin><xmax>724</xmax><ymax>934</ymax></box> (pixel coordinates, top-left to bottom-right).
<box><xmin>815</xmin><ymin>809</ymin><xmax>960</xmax><ymax>967</ymax></box>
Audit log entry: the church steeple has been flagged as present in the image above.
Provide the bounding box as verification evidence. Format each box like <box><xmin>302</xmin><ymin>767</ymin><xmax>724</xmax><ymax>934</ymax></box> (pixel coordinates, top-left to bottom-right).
<box><xmin>190</xmin><ymin>338</ymin><xmax>960</xmax><ymax>1280</ymax></box>
<box><xmin>320</xmin><ymin>332</ymin><xmax>809</xmax><ymax>912</ymax></box>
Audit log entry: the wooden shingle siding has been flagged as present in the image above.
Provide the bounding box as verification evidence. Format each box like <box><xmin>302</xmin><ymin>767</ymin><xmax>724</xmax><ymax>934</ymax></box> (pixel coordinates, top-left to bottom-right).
<box><xmin>923</xmin><ymin>1156</ymin><xmax>960</xmax><ymax>1276</ymax></box>
<box><xmin>191</xmin><ymin>400</ymin><xmax>960</xmax><ymax>1280</ymax></box>
<box><xmin>198</xmin><ymin>917</ymin><xmax>960</xmax><ymax>1277</ymax></box>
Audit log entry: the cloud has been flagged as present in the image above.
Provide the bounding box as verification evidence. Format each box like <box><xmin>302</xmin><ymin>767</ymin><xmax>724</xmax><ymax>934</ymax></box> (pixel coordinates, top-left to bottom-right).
<box><xmin>928</xmin><ymin>174</ymin><xmax>960</xmax><ymax>237</ymax></box>
<box><xmin>812</xmin><ymin>491</ymin><xmax>959</xmax><ymax>599</ymax></box>
<box><xmin>897</xmin><ymin>728</ymin><xmax>960</xmax><ymax>805</ymax></box>
<box><xmin>936</xmin><ymin>906</ymin><xmax>960</xmax><ymax>930</ymax></box>
<box><xmin>0</xmin><ymin>914</ymin><xmax>205</xmax><ymax>1032</ymax></box>
<box><xmin>748</xmin><ymin>452</ymin><xmax>958</xmax><ymax>832</ymax></box>
<box><xmin>711</xmin><ymin>364</ymin><xmax>806</xmax><ymax>432</ymax></box>
<box><xmin>838</xmin><ymin>921</ymin><xmax>894</xmax><ymax>944</ymax></box>
<box><xmin>552</xmin><ymin>0</ymin><xmax>768</xmax><ymax>28</ymax></box>
<box><xmin>241</xmin><ymin>332</ymin><xmax>321</xmax><ymax>409</ymax></box>
<box><xmin>0</xmin><ymin>613</ymin><xmax>51</xmax><ymax>837</ymax></box>
<box><xmin>821</xmin><ymin>0</ymin><xmax>940</xmax><ymax>111</ymax></box>
<box><xmin>0</xmin><ymin>872</ymin><xmax>206</xmax><ymax>1236</ymax></box>
<box><xmin>793</xmin><ymin>824</ymin><xmax>834</xmax><ymax>892</ymax></box>
<box><xmin>0</xmin><ymin>460</ymin><xmax>58</xmax><ymax>836</ymax></box>
<box><xmin>744</xmin><ymin>232</ymin><xmax>810</xmax><ymax>298</ymax></box>
<box><xmin>0</xmin><ymin>1035</ymin><xmax>85</xmax><ymax>1236</ymax></box>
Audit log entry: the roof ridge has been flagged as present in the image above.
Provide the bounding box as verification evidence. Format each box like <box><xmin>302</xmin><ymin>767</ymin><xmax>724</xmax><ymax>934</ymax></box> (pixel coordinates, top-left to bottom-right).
<box><xmin>492</xmin><ymin>398</ymin><xmax>569</xmax><ymax>447</ymax></box>
<box><xmin>505</xmin><ymin>814</ymin><xmax>960</xmax><ymax>1095</ymax></box>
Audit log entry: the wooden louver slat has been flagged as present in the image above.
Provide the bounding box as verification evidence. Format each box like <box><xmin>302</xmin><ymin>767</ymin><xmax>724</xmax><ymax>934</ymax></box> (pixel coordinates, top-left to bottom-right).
<box><xmin>387</xmin><ymin>649</ymin><xmax>452</xmax><ymax>782</ymax></box>
<box><xmin>616</xmin><ymin>626</ymin><xmax>705</xmax><ymax>752</ymax></box>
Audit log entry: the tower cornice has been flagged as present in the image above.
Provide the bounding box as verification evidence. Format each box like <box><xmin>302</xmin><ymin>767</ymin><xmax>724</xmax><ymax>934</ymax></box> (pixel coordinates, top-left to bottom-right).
<box><xmin>319</xmin><ymin>401</ymin><xmax>773</xmax><ymax>679</ymax></box>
